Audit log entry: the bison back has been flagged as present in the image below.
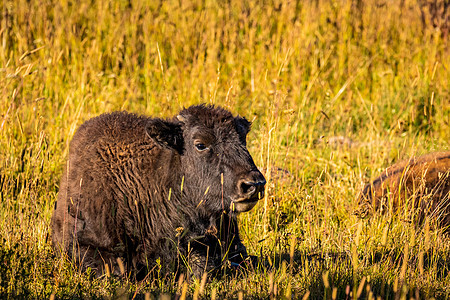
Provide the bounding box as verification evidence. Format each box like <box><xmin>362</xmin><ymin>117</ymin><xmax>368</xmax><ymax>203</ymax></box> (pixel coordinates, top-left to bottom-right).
<box><xmin>355</xmin><ymin>151</ymin><xmax>450</xmax><ymax>227</ymax></box>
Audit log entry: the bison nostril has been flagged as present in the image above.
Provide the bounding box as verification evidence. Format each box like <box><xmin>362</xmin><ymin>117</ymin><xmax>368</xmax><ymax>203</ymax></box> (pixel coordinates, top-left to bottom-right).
<box><xmin>238</xmin><ymin>173</ymin><xmax>266</xmax><ymax>199</ymax></box>
<box><xmin>240</xmin><ymin>181</ymin><xmax>256</xmax><ymax>196</ymax></box>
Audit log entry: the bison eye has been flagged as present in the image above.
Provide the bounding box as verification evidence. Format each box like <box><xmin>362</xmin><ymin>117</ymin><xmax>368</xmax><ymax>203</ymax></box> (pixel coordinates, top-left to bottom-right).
<box><xmin>194</xmin><ymin>142</ymin><xmax>208</xmax><ymax>152</ymax></box>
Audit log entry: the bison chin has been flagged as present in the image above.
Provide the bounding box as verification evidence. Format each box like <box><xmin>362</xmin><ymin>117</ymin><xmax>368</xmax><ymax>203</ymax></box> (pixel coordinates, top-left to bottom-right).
<box><xmin>231</xmin><ymin>191</ymin><xmax>264</xmax><ymax>212</ymax></box>
<box><xmin>232</xmin><ymin>200</ymin><xmax>258</xmax><ymax>212</ymax></box>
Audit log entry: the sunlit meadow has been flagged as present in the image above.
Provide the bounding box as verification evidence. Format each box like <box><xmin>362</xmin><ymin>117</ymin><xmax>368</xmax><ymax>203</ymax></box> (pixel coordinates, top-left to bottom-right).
<box><xmin>1</xmin><ymin>0</ymin><xmax>449</xmax><ymax>298</ymax></box>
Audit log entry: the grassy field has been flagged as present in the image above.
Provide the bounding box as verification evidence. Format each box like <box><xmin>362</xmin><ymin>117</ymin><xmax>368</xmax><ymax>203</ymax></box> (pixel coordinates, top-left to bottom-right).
<box><xmin>1</xmin><ymin>0</ymin><xmax>449</xmax><ymax>298</ymax></box>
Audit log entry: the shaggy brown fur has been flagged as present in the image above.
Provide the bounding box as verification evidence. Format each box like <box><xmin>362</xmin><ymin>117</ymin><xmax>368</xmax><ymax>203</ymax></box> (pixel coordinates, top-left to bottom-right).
<box><xmin>355</xmin><ymin>151</ymin><xmax>450</xmax><ymax>228</ymax></box>
<box><xmin>51</xmin><ymin>105</ymin><xmax>266</xmax><ymax>279</ymax></box>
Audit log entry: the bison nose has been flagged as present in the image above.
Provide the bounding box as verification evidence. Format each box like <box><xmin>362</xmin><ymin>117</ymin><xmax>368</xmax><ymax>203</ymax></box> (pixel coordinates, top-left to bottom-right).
<box><xmin>238</xmin><ymin>175</ymin><xmax>266</xmax><ymax>200</ymax></box>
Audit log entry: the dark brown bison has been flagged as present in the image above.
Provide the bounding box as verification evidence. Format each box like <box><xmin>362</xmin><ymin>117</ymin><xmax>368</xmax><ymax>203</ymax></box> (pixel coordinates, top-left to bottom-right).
<box><xmin>51</xmin><ymin>105</ymin><xmax>266</xmax><ymax>278</ymax></box>
<box><xmin>355</xmin><ymin>151</ymin><xmax>450</xmax><ymax>228</ymax></box>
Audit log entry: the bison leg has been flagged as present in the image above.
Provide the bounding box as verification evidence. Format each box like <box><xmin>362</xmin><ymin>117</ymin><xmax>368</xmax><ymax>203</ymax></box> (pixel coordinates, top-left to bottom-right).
<box><xmin>227</xmin><ymin>238</ymin><xmax>249</xmax><ymax>265</ymax></box>
<box><xmin>187</xmin><ymin>248</ymin><xmax>220</xmax><ymax>277</ymax></box>
<box><xmin>220</xmin><ymin>214</ymin><xmax>251</xmax><ymax>267</ymax></box>
<box><xmin>186</xmin><ymin>217</ymin><xmax>251</xmax><ymax>276</ymax></box>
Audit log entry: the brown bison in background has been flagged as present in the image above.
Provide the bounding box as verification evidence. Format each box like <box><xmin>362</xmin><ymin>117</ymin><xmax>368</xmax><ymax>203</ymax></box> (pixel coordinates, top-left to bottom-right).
<box><xmin>355</xmin><ymin>151</ymin><xmax>450</xmax><ymax>229</ymax></box>
<box><xmin>51</xmin><ymin>105</ymin><xmax>266</xmax><ymax>278</ymax></box>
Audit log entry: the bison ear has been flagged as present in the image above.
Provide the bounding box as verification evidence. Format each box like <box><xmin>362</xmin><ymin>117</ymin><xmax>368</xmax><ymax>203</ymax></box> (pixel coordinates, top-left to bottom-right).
<box><xmin>234</xmin><ymin>116</ymin><xmax>251</xmax><ymax>136</ymax></box>
<box><xmin>146</xmin><ymin>119</ymin><xmax>184</xmax><ymax>154</ymax></box>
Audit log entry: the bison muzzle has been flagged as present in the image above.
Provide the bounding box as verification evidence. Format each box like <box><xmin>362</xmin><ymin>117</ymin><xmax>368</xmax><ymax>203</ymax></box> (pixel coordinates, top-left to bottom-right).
<box><xmin>51</xmin><ymin>104</ymin><xmax>266</xmax><ymax>278</ymax></box>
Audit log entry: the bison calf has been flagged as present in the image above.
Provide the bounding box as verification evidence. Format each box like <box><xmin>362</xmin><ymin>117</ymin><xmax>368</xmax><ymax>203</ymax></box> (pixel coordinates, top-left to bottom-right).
<box><xmin>51</xmin><ymin>105</ymin><xmax>266</xmax><ymax>278</ymax></box>
<box><xmin>355</xmin><ymin>152</ymin><xmax>450</xmax><ymax>228</ymax></box>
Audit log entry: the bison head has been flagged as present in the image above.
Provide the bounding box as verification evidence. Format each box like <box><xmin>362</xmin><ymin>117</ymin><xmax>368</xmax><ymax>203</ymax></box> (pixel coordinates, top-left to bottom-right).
<box><xmin>146</xmin><ymin>104</ymin><xmax>266</xmax><ymax>214</ymax></box>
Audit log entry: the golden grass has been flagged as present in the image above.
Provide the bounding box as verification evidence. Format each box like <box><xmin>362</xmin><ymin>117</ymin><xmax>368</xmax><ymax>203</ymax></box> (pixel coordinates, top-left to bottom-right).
<box><xmin>1</xmin><ymin>0</ymin><xmax>449</xmax><ymax>298</ymax></box>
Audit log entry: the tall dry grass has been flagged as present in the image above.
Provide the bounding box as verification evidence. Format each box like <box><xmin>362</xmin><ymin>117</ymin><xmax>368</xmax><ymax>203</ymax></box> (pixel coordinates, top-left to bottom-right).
<box><xmin>1</xmin><ymin>0</ymin><xmax>449</xmax><ymax>298</ymax></box>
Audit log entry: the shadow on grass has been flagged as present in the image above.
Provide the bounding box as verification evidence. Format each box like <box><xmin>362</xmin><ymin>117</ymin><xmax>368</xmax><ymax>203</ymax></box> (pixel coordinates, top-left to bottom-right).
<box><xmin>2</xmin><ymin>241</ymin><xmax>449</xmax><ymax>299</ymax></box>
<box><xmin>259</xmin><ymin>248</ymin><xmax>450</xmax><ymax>299</ymax></box>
